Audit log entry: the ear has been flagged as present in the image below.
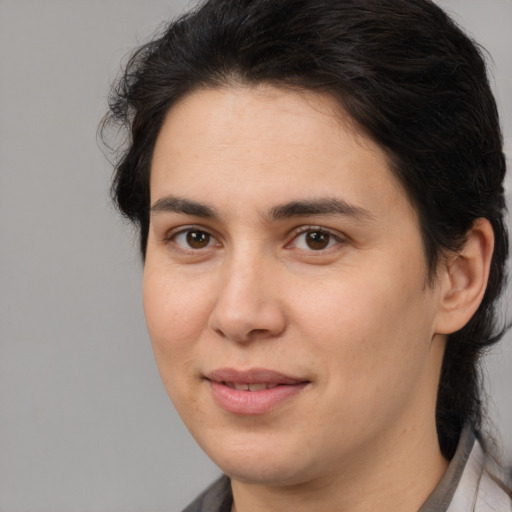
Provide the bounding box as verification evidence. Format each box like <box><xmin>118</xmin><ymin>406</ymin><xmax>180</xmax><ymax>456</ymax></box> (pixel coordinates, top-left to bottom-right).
<box><xmin>435</xmin><ymin>218</ymin><xmax>494</xmax><ymax>335</ymax></box>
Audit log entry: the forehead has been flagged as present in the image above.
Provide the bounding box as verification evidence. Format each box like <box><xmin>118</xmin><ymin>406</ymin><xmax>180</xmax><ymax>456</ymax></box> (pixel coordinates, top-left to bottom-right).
<box><xmin>150</xmin><ymin>84</ymin><xmax>415</xmax><ymax>225</ymax></box>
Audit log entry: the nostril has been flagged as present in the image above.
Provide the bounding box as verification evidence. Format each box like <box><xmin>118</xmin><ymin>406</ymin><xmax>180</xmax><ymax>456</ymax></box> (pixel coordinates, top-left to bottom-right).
<box><xmin>249</xmin><ymin>328</ymin><xmax>268</xmax><ymax>336</ymax></box>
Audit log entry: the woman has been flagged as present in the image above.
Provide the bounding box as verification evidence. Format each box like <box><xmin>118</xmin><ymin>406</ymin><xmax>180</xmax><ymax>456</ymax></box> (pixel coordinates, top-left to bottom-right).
<box><xmin>103</xmin><ymin>0</ymin><xmax>512</xmax><ymax>510</ymax></box>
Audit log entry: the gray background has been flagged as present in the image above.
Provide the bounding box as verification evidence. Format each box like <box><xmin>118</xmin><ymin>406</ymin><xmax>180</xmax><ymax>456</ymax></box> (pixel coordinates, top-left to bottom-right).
<box><xmin>1</xmin><ymin>1</ymin><xmax>511</xmax><ymax>511</ymax></box>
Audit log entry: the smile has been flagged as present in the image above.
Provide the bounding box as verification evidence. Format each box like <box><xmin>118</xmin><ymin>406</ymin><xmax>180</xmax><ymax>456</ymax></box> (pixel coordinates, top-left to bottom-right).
<box><xmin>223</xmin><ymin>382</ymin><xmax>279</xmax><ymax>391</ymax></box>
<box><xmin>206</xmin><ymin>368</ymin><xmax>310</xmax><ymax>415</ymax></box>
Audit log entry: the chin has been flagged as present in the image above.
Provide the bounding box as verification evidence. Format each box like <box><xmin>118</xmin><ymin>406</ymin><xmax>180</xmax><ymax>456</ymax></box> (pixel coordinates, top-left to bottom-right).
<box><xmin>198</xmin><ymin>432</ymin><xmax>319</xmax><ymax>487</ymax></box>
<box><xmin>220</xmin><ymin>457</ymin><xmax>311</xmax><ymax>487</ymax></box>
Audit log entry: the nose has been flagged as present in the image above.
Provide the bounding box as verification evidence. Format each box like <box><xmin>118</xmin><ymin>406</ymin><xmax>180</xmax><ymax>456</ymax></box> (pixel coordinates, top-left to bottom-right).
<box><xmin>208</xmin><ymin>252</ymin><xmax>287</xmax><ymax>344</ymax></box>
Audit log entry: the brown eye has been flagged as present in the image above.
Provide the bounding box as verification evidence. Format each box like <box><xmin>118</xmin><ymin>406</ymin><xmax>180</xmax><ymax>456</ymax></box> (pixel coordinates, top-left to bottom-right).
<box><xmin>185</xmin><ymin>230</ymin><xmax>211</xmax><ymax>249</ymax></box>
<box><xmin>305</xmin><ymin>231</ymin><xmax>331</xmax><ymax>250</ymax></box>
<box><xmin>290</xmin><ymin>229</ymin><xmax>340</xmax><ymax>251</ymax></box>
<box><xmin>171</xmin><ymin>229</ymin><xmax>217</xmax><ymax>250</ymax></box>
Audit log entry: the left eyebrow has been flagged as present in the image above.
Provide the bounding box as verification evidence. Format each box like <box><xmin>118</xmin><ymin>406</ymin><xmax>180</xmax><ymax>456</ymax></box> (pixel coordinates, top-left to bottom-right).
<box><xmin>269</xmin><ymin>198</ymin><xmax>374</xmax><ymax>222</ymax></box>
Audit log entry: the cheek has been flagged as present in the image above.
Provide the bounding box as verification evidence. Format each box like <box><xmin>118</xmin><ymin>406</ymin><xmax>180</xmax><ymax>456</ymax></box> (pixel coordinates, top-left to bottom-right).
<box><xmin>142</xmin><ymin>269</ymin><xmax>212</xmax><ymax>416</ymax></box>
<box><xmin>294</xmin><ymin>260</ymin><xmax>435</xmax><ymax>374</ymax></box>
<box><xmin>293</xmin><ymin>273</ymin><xmax>437</xmax><ymax>437</ymax></box>
<box><xmin>142</xmin><ymin>267</ymin><xmax>213</xmax><ymax>358</ymax></box>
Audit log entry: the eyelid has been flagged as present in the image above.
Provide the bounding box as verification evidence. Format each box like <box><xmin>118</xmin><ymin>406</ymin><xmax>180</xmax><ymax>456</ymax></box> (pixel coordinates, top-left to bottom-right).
<box><xmin>164</xmin><ymin>224</ymin><xmax>222</xmax><ymax>251</ymax></box>
<box><xmin>285</xmin><ymin>225</ymin><xmax>347</xmax><ymax>251</ymax></box>
<box><xmin>161</xmin><ymin>223</ymin><xmax>347</xmax><ymax>254</ymax></box>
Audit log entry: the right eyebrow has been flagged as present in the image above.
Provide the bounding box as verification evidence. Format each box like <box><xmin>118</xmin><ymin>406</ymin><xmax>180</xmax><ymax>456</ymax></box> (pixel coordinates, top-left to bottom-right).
<box><xmin>269</xmin><ymin>197</ymin><xmax>374</xmax><ymax>222</ymax></box>
<box><xmin>150</xmin><ymin>196</ymin><xmax>217</xmax><ymax>218</ymax></box>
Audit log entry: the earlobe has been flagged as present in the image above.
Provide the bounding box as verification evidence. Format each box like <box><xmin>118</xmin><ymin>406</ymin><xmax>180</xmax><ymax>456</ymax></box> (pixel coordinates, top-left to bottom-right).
<box><xmin>435</xmin><ymin>218</ymin><xmax>494</xmax><ymax>335</ymax></box>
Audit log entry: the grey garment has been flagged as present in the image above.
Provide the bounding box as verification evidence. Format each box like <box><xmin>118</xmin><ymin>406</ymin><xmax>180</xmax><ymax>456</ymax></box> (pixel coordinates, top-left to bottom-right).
<box><xmin>444</xmin><ymin>434</ymin><xmax>511</xmax><ymax>511</ymax></box>
<box><xmin>181</xmin><ymin>428</ymin><xmax>511</xmax><ymax>512</ymax></box>
<box><xmin>420</xmin><ymin>426</ymin><xmax>511</xmax><ymax>511</ymax></box>
<box><xmin>181</xmin><ymin>476</ymin><xmax>232</xmax><ymax>512</ymax></box>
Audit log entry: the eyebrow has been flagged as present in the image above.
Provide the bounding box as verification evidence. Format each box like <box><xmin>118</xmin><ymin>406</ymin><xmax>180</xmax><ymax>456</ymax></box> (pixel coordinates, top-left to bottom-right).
<box><xmin>269</xmin><ymin>198</ymin><xmax>373</xmax><ymax>221</ymax></box>
<box><xmin>150</xmin><ymin>195</ymin><xmax>373</xmax><ymax>222</ymax></box>
<box><xmin>150</xmin><ymin>196</ymin><xmax>216</xmax><ymax>218</ymax></box>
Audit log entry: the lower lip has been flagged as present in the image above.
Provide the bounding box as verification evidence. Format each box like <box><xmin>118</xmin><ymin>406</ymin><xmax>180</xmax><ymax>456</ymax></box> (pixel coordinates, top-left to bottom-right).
<box><xmin>208</xmin><ymin>381</ymin><xmax>309</xmax><ymax>415</ymax></box>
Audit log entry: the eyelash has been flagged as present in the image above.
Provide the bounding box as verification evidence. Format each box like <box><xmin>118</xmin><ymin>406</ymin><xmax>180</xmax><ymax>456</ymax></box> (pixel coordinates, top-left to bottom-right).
<box><xmin>286</xmin><ymin>226</ymin><xmax>345</xmax><ymax>252</ymax></box>
<box><xmin>165</xmin><ymin>226</ymin><xmax>220</xmax><ymax>253</ymax></box>
<box><xmin>164</xmin><ymin>225</ymin><xmax>345</xmax><ymax>254</ymax></box>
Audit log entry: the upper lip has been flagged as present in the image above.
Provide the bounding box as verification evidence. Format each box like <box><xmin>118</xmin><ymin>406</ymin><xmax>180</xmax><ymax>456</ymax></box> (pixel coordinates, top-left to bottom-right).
<box><xmin>206</xmin><ymin>367</ymin><xmax>308</xmax><ymax>385</ymax></box>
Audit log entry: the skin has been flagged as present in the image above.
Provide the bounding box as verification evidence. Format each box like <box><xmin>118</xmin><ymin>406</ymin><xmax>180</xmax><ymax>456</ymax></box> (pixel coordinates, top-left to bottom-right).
<box><xmin>143</xmin><ymin>85</ymin><xmax>493</xmax><ymax>512</ymax></box>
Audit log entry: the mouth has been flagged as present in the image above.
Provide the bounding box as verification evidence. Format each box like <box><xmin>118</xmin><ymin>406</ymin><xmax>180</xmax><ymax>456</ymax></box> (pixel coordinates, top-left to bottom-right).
<box><xmin>222</xmin><ymin>382</ymin><xmax>280</xmax><ymax>391</ymax></box>
<box><xmin>205</xmin><ymin>368</ymin><xmax>310</xmax><ymax>415</ymax></box>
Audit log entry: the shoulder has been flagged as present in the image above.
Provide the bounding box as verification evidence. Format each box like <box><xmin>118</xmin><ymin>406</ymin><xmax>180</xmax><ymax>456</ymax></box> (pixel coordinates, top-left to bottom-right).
<box><xmin>449</xmin><ymin>435</ymin><xmax>511</xmax><ymax>512</ymax></box>
<box><xmin>181</xmin><ymin>475</ymin><xmax>232</xmax><ymax>512</ymax></box>
<box><xmin>477</xmin><ymin>450</ymin><xmax>512</xmax><ymax>512</ymax></box>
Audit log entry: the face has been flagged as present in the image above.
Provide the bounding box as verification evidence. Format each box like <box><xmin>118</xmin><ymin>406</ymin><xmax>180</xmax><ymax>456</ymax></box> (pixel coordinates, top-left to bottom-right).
<box><xmin>144</xmin><ymin>85</ymin><xmax>447</xmax><ymax>487</ymax></box>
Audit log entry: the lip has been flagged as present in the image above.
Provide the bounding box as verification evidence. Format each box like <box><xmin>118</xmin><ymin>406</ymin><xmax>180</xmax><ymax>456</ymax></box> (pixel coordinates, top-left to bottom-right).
<box><xmin>205</xmin><ymin>368</ymin><xmax>310</xmax><ymax>415</ymax></box>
